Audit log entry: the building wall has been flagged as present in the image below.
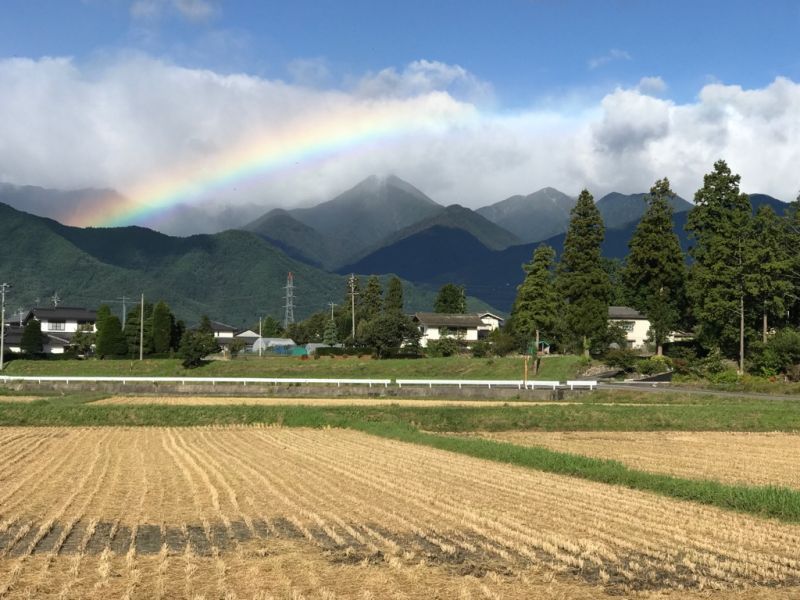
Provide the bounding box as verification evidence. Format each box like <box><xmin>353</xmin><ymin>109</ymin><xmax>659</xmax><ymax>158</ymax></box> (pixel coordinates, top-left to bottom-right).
<box><xmin>214</xmin><ymin>331</ymin><xmax>235</xmax><ymax>339</ymax></box>
<box><xmin>39</xmin><ymin>319</ymin><xmax>95</xmax><ymax>334</ymax></box>
<box><xmin>419</xmin><ymin>325</ymin><xmax>479</xmax><ymax>348</ymax></box>
<box><xmin>610</xmin><ymin>318</ymin><xmax>651</xmax><ymax>349</ymax></box>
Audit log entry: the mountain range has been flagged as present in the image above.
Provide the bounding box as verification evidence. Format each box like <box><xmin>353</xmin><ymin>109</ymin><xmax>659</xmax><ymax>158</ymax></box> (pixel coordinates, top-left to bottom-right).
<box><xmin>2</xmin><ymin>175</ymin><xmax>791</xmax><ymax>320</ymax></box>
<box><xmin>0</xmin><ymin>202</ymin><xmax>488</xmax><ymax>327</ymax></box>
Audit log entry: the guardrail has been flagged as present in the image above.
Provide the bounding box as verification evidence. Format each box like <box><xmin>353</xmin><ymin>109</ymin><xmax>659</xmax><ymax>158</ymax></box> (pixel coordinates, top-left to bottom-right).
<box><xmin>0</xmin><ymin>375</ymin><xmax>599</xmax><ymax>391</ymax></box>
<box><xmin>0</xmin><ymin>376</ymin><xmax>391</xmax><ymax>388</ymax></box>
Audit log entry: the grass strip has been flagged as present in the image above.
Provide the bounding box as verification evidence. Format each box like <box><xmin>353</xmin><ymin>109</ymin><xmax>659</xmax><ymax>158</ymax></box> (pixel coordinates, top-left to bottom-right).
<box><xmin>353</xmin><ymin>421</ymin><xmax>800</xmax><ymax>523</ymax></box>
<box><xmin>2</xmin><ymin>400</ymin><xmax>800</xmax><ymax>430</ymax></box>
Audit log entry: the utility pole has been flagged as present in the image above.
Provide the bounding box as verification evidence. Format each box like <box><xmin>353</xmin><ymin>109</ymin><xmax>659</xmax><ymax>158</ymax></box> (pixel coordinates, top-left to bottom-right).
<box><xmin>51</xmin><ymin>292</ymin><xmax>61</xmax><ymax>308</ymax></box>
<box><xmin>139</xmin><ymin>293</ymin><xmax>144</xmax><ymax>361</ymax></box>
<box><xmin>0</xmin><ymin>283</ymin><xmax>10</xmax><ymax>372</ymax></box>
<box><xmin>283</xmin><ymin>272</ymin><xmax>295</xmax><ymax>329</ymax></box>
<box><xmin>258</xmin><ymin>316</ymin><xmax>263</xmax><ymax>357</ymax></box>
<box><xmin>16</xmin><ymin>307</ymin><xmax>24</xmax><ymax>326</ymax></box>
<box><xmin>348</xmin><ymin>274</ymin><xmax>358</xmax><ymax>339</ymax></box>
<box><xmin>327</xmin><ymin>302</ymin><xmax>337</xmax><ymax>320</ymax></box>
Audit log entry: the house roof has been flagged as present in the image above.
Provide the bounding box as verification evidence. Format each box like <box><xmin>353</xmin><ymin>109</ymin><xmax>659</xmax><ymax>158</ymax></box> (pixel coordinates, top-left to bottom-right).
<box><xmin>235</xmin><ymin>329</ymin><xmax>260</xmax><ymax>339</ymax></box>
<box><xmin>27</xmin><ymin>307</ymin><xmax>97</xmax><ymax>322</ymax></box>
<box><xmin>479</xmin><ymin>312</ymin><xmax>505</xmax><ymax>322</ymax></box>
<box><xmin>608</xmin><ymin>306</ymin><xmax>647</xmax><ymax>320</ymax></box>
<box><xmin>209</xmin><ymin>320</ymin><xmax>237</xmax><ymax>332</ymax></box>
<box><xmin>413</xmin><ymin>312</ymin><xmax>485</xmax><ymax>328</ymax></box>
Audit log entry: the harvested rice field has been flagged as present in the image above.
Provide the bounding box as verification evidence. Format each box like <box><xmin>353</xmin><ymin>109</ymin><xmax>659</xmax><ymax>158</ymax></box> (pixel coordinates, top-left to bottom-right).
<box><xmin>1</xmin><ymin>427</ymin><xmax>799</xmax><ymax>599</ymax></box>
<box><xmin>474</xmin><ymin>431</ymin><xmax>800</xmax><ymax>489</ymax></box>
<box><xmin>93</xmin><ymin>395</ymin><xmax>555</xmax><ymax>407</ymax></box>
<box><xmin>0</xmin><ymin>397</ymin><xmax>42</xmax><ymax>403</ymax></box>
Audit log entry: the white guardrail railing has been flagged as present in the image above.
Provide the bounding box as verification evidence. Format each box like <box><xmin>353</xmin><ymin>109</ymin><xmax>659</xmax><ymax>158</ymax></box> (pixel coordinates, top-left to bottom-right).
<box><xmin>0</xmin><ymin>376</ymin><xmax>597</xmax><ymax>390</ymax></box>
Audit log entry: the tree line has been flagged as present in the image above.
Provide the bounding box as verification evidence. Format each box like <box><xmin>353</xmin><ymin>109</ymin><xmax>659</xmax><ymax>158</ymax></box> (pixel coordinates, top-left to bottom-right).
<box><xmin>509</xmin><ymin>159</ymin><xmax>800</xmax><ymax>373</ymax></box>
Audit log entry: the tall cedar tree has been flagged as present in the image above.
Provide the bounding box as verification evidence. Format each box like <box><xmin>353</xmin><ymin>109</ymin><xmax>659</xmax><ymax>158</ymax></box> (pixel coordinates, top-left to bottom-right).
<box><xmin>151</xmin><ymin>301</ymin><xmax>174</xmax><ymax>354</ymax></box>
<box><xmin>686</xmin><ymin>160</ymin><xmax>753</xmax><ymax>369</ymax></box>
<box><xmin>510</xmin><ymin>244</ymin><xmax>560</xmax><ymax>346</ymax></box>
<box><xmin>124</xmin><ymin>303</ymin><xmax>154</xmax><ymax>357</ymax></box>
<box><xmin>623</xmin><ymin>178</ymin><xmax>686</xmax><ymax>355</ymax></box>
<box><xmin>434</xmin><ymin>283</ymin><xmax>467</xmax><ymax>313</ymax></box>
<box><xmin>20</xmin><ymin>319</ymin><xmax>45</xmax><ymax>354</ymax></box>
<box><xmin>95</xmin><ymin>304</ymin><xmax>112</xmax><ymax>330</ymax></box>
<box><xmin>95</xmin><ymin>315</ymin><xmax>127</xmax><ymax>357</ymax></box>
<box><xmin>788</xmin><ymin>195</ymin><xmax>800</xmax><ymax>327</ymax></box>
<box><xmin>360</xmin><ymin>276</ymin><xmax>383</xmax><ymax>323</ymax></box>
<box><xmin>384</xmin><ymin>276</ymin><xmax>404</xmax><ymax>314</ymax></box>
<box><xmin>557</xmin><ymin>189</ymin><xmax>610</xmax><ymax>355</ymax></box>
<box><xmin>748</xmin><ymin>205</ymin><xmax>793</xmax><ymax>342</ymax></box>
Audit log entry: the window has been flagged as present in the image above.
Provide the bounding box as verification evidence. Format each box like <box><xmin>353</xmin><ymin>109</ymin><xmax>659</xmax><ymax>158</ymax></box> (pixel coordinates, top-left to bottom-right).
<box><xmin>49</xmin><ymin>320</ymin><xmax>65</xmax><ymax>331</ymax></box>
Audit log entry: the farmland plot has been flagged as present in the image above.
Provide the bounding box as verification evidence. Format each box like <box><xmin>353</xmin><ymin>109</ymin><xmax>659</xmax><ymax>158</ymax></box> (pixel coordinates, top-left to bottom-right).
<box><xmin>0</xmin><ymin>427</ymin><xmax>799</xmax><ymax>598</ymax></box>
<box><xmin>475</xmin><ymin>431</ymin><xmax>800</xmax><ymax>489</ymax></box>
<box><xmin>94</xmin><ymin>396</ymin><xmax>556</xmax><ymax>407</ymax></box>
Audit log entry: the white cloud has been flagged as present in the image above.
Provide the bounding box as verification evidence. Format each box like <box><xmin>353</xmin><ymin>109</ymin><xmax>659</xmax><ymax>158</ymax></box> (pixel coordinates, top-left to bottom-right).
<box><xmin>131</xmin><ymin>0</ymin><xmax>217</xmax><ymax>22</ymax></box>
<box><xmin>637</xmin><ymin>76</ymin><xmax>667</xmax><ymax>96</ymax></box>
<box><xmin>588</xmin><ymin>49</ymin><xmax>632</xmax><ymax>69</ymax></box>
<box><xmin>0</xmin><ymin>55</ymin><xmax>798</xmax><ymax>232</ymax></box>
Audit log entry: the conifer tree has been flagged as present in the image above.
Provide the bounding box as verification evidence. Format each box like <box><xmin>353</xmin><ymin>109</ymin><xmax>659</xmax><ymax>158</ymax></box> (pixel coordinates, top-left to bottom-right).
<box><xmin>623</xmin><ymin>178</ymin><xmax>686</xmax><ymax>355</ymax></box>
<box><xmin>124</xmin><ymin>303</ymin><xmax>154</xmax><ymax>358</ymax></box>
<box><xmin>434</xmin><ymin>283</ymin><xmax>467</xmax><ymax>314</ymax></box>
<box><xmin>747</xmin><ymin>205</ymin><xmax>792</xmax><ymax>342</ymax></box>
<box><xmin>323</xmin><ymin>318</ymin><xmax>338</xmax><ymax>345</ymax></box>
<box><xmin>686</xmin><ymin>160</ymin><xmax>754</xmax><ymax>370</ymax></box>
<box><xmin>20</xmin><ymin>319</ymin><xmax>45</xmax><ymax>354</ymax></box>
<box><xmin>510</xmin><ymin>244</ymin><xmax>559</xmax><ymax>346</ymax></box>
<box><xmin>96</xmin><ymin>315</ymin><xmax>127</xmax><ymax>357</ymax></box>
<box><xmin>360</xmin><ymin>276</ymin><xmax>383</xmax><ymax>323</ymax></box>
<box><xmin>151</xmin><ymin>300</ymin><xmax>174</xmax><ymax>354</ymax></box>
<box><xmin>557</xmin><ymin>189</ymin><xmax>610</xmax><ymax>355</ymax></box>
<box><xmin>384</xmin><ymin>276</ymin><xmax>404</xmax><ymax>314</ymax></box>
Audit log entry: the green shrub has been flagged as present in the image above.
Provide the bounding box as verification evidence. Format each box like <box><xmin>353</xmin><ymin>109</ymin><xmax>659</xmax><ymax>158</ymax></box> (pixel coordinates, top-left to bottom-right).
<box><xmin>471</xmin><ymin>341</ymin><xmax>491</xmax><ymax>358</ymax></box>
<box><xmin>426</xmin><ymin>337</ymin><xmax>459</xmax><ymax>357</ymax></box>
<box><xmin>635</xmin><ymin>355</ymin><xmax>673</xmax><ymax>376</ymax></box>
<box><xmin>603</xmin><ymin>348</ymin><xmax>638</xmax><ymax>372</ymax></box>
<box><xmin>709</xmin><ymin>369</ymin><xmax>740</xmax><ymax>384</ymax></box>
<box><xmin>749</xmin><ymin>329</ymin><xmax>800</xmax><ymax>376</ymax></box>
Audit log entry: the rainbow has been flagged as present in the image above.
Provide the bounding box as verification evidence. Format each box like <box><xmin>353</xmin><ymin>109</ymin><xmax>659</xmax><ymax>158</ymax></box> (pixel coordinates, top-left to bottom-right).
<box><xmin>77</xmin><ymin>101</ymin><xmax>474</xmax><ymax>228</ymax></box>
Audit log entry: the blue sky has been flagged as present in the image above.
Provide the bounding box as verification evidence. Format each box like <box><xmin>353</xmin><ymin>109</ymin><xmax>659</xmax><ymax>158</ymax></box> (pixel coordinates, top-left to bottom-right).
<box><xmin>0</xmin><ymin>1</ymin><xmax>799</xmax><ymax>229</ymax></box>
<box><xmin>3</xmin><ymin>1</ymin><xmax>797</xmax><ymax>107</ymax></box>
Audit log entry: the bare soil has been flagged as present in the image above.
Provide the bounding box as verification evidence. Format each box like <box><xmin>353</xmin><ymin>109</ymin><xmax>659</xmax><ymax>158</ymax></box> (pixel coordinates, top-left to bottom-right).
<box><xmin>0</xmin><ymin>427</ymin><xmax>798</xmax><ymax>598</ymax></box>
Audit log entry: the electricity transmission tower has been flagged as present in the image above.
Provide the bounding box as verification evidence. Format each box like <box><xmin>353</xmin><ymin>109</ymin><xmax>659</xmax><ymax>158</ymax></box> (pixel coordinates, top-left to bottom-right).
<box><xmin>0</xmin><ymin>283</ymin><xmax>11</xmax><ymax>372</ymax></box>
<box><xmin>50</xmin><ymin>292</ymin><xmax>61</xmax><ymax>308</ymax></box>
<box><xmin>283</xmin><ymin>272</ymin><xmax>295</xmax><ymax>329</ymax></box>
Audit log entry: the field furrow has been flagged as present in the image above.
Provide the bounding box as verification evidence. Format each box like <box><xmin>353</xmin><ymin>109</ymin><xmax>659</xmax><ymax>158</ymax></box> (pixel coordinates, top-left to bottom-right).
<box><xmin>0</xmin><ymin>426</ymin><xmax>798</xmax><ymax>599</ymax></box>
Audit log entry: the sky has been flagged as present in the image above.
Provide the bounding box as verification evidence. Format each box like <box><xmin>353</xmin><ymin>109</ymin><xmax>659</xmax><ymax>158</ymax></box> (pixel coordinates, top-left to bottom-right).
<box><xmin>0</xmin><ymin>0</ymin><xmax>799</xmax><ymax>229</ymax></box>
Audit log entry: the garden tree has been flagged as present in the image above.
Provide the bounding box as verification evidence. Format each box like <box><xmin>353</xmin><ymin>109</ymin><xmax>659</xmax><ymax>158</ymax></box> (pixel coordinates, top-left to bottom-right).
<box><xmin>557</xmin><ymin>189</ymin><xmax>611</xmax><ymax>356</ymax></box>
<box><xmin>747</xmin><ymin>205</ymin><xmax>793</xmax><ymax>343</ymax></box>
<box><xmin>95</xmin><ymin>304</ymin><xmax>112</xmax><ymax>330</ymax></box>
<box><xmin>686</xmin><ymin>160</ymin><xmax>754</xmax><ymax>371</ymax></box>
<box><xmin>323</xmin><ymin>317</ymin><xmax>338</xmax><ymax>345</ymax></box>
<box><xmin>95</xmin><ymin>315</ymin><xmax>127</xmax><ymax>357</ymax></box>
<box><xmin>71</xmin><ymin>323</ymin><xmax>95</xmax><ymax>355</ymax></box>
<box><xmin>360</xmin><ymin>276</ymin><xmax>383</xmax><ymax>323</ymax></box>
<box><xmin>150</xmin><ymin>300</ymin><xmax>174</xmax><ymax>354</ymax></box>
<box><xmin>358</xmin><ymin>312</ymin><xmax>420</xmax><ymax>358</ymax></box>
<box><xmin>171</xmin><ymin>319</ymin><xmax>186</xmax><ymax>351</ymax></box>
<box><xmin>510</xmin><ymin>244</ymin><xmax>560</xmax><ymax>348</ymax></box>
<box><xmin>623</xmin><ymin>178</ymin><xmax>686</xmax><ymax>355</ymax></box>
<box><xmin>384</xmin><ymin>276</ymin><xmax>404</xmax><ymax>314</ymax></box>
<box><xmin>179</xmin><ymin>328</ymin><xmax>220</xmax><ymax>368</ymax></box>
<box><xmin>259</xmin><ymin>316</ymin><xmax>283</xmax><ymax>338</ymax></box>
<box><xmin>20</xmin><ymin>319</ymin><xmax>45</xmax><ymax>354</ymax></box>
<box><xmin>229</xmin><ymin>338</ymin><xmax>247</xmax><ymax>357</ymax></box>
<box><xmin>434</xmin><ymin>283</ymin><xmax>467</xmax><ymax>314</ymax></box>
<box><xmin>198</xmin><ymin>315</ymin><xmax>213</xmax><ymax>334</ymax></box>
<box><xmin>124</xmin><ymin>303</ymin><xmax>154</xmax><ymax>357</ymax></box>
<box><xmin>287</xmin><ymin>312</ymin><xmax>327</xmax><ymax>345</ymax></box>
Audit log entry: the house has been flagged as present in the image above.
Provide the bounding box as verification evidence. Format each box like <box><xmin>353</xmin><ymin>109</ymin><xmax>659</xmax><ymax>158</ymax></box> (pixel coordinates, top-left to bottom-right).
<box><xmin>412</xmin><ymin>312</ymin><xmax>488</xmax><ymax>348</ymax></box>
<box><xmin>477</xmin><ymin>312</ymin><xmax>504</xmax><ymax>335</ymax></box>
<box><xmin>209</xmin><ymin>321</ymin><xmax>237</xmax><ymax>348</ymax></box>
<box><xmin>18</xmin><ymin>307</ymin><xmax>97</xmax><ymax>354</ymax></box>
<box><xmin>608</xmin><ymin>306</ymin><xmax>651</xmax><ymax>349</ymax></box>
<box><xmin>234</xmin><ymin>329</ymin><xmax>260</xmax><ymax>352</ymax></box>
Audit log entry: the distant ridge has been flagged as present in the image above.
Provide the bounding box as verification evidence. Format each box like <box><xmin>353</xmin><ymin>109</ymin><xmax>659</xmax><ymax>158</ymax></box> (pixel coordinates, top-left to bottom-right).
<box><xmin>476</xmin><ymin>187</ymin><xmax>576</xmax><ymax>243</ymax></box>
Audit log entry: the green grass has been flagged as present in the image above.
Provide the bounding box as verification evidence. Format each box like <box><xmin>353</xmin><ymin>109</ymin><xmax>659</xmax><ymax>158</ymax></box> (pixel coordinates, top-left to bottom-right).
<box><xmin>1</xmin><ymin>355</ymin><xmax>582</xmax><ymax>381</ymax></box>
<box><xmin>2</xmin><ymin>397</ymin><xmax>800</xmax><ymax>431</ymax></box>
<box><xmin>356</xmin><ymin>422</ymin><xmax>800</xmax><ymax>523</ymax></box>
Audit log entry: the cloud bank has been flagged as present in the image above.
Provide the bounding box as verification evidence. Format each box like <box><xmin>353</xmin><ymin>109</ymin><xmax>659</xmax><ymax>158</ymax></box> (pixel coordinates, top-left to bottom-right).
<box><xmin>0</xmin><ymin>53</ymin><xmax>798</xmax><ymax>231</ymax></box>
